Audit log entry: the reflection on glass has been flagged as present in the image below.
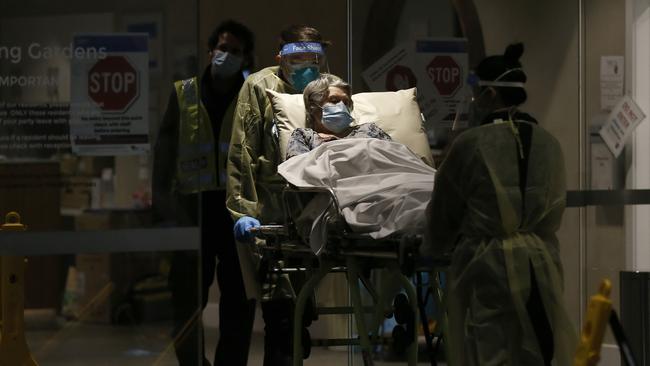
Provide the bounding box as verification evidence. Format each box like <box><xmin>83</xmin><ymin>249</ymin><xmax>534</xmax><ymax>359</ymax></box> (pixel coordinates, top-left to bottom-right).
<box><xmin>0</xmin><ymin>1</ymin><xmax>202</xmax><ymax>365</ymax></box>
<box><xmin>25</xmin><ymin>252</ymin><xmax>180</xmax><ymax>365</ymax></box>
<box><xmin>0</xmin><ymin>13</ymin><xmax>166</xmax><ymax>227</ymax></box>
<box><xmin>351</xmin><ymin>0</ymin><xmax>485</xmax><ymax>154</ymax></box>
<box><xmin>349</xmin><ymin>1</ymin><xmax>470</xmax><ymax>364</ymax></box>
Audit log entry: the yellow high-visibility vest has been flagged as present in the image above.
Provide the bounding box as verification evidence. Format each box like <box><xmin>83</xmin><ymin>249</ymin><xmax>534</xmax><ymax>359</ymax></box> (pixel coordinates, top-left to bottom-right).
<box><xmin>174</xmin><ymin>77</ymin><xmax>222</xmax><ymax>194</ymax></box>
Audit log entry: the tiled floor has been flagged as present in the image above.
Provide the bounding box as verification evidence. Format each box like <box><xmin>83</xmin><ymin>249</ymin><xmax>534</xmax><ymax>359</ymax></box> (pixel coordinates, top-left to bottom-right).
<box><xmin>25</xmin><ymin>322</ymin><xmax>437</xmax><ymax>365</ymax></box>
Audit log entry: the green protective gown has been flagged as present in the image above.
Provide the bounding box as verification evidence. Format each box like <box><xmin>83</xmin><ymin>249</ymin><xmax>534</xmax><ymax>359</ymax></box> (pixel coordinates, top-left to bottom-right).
<box><xmin>422</xmin><ymin>119</ymin><xmax>577</xmax><ymax>366</ymax></box>
<box><xmin>226</xmin><ymin>65</ymin><xmax>295</xmax><ymax>223</ymax></box>
<box><xmin>226</xmin><ymin>66</ymin><xmax>296</xmax><ymax>299</ymax></box>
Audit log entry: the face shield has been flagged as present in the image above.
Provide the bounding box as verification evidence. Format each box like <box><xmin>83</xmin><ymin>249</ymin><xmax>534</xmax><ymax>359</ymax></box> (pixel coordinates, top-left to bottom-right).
<box><xmin>279</xmin><ymin>42</ymin><xmax>327</xmax><ymax>92</ymax></box>
<box><xmin>453</xmin><ymin>68</ymin><xmax>526</xmax><ymax>130</ymax></box>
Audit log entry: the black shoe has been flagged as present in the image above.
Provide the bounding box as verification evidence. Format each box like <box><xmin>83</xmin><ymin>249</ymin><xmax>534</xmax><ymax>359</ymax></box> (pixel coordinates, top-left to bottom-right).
<box><xmin>262</xmin><ymin>299</ymin><xmax>295</xmax><ymax>366</ymax></box>
<box><xmin>263</xmin><ymin>348</ymin><xmax>292</xmax><ymax>366</ymax></box>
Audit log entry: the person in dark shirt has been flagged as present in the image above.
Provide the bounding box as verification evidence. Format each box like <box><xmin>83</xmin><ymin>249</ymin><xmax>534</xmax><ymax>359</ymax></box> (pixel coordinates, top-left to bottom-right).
<box><xmin>152</xmin><ymin>20</ymin><xmax>256</xmax><ymax>366</ymax></box>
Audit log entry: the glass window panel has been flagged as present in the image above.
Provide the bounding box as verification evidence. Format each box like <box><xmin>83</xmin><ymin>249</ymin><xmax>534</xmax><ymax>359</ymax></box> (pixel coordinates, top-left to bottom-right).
<box><xmin>0</xmin><ymin>0</ymin><xmax>203</xmax><ymax>364</ymax></box>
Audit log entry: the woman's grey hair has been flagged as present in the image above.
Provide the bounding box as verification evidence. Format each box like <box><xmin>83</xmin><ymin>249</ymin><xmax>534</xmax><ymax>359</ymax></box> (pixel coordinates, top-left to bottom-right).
<box><xmin>303</xmin><ymin>74</ymin><xmax>353</xmax><ymax>125</ymax></box>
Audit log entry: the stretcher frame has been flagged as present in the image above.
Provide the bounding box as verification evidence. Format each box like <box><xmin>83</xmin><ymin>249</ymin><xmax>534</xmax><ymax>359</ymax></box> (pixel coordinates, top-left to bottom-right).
<box><xmin>251</xmin><ymin>185</ymin><xmax>449</xmax><ymax>366</ymax></box>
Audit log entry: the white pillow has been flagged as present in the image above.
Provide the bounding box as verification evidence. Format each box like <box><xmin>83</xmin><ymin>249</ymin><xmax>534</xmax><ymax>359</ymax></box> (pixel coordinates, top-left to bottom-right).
<box><xmin>266</xmin><ymin>87</ymin><xmax>433</xmax><ymax>166</ymax></box>
<box><xmin>266</xmin><ymin>89</ymin><xmax>305</xmax><ymax>156</ymax></box>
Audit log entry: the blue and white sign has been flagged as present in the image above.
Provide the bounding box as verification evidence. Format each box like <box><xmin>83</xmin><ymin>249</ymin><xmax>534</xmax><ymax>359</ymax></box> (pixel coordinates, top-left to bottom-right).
<box><xmin>362</xmin><ymin>38</ymin><xmax>470</xmax><ymax>144</ymax></box>
<box><xmin>70</xmin><ymin>33</ymin><xmax>149</xmax><ymax>156</ymax></box>
<box><xmin>599</xmin><ymin>95</ymin><xmax>646</xmax><ymax>158</ymax></box>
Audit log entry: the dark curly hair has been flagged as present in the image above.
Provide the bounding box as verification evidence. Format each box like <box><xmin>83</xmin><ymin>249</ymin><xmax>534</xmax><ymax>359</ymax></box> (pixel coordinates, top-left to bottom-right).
<box><xmin>475</xmin><ymin>43</ymin><xmax>527</xmax><ymax>106</ymax></box>
<box><xmin>208</xmin><ymin>20</ymin><xmax>255</xmax><ymax>69</ymax></box>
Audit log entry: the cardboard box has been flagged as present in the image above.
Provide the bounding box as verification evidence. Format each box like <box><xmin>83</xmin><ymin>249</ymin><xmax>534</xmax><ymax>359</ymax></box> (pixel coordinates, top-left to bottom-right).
<box><xmin>77</xmin><ymin>157</ymin><xmax>95</xmax><ymax>176</ymax></box>
<box><xmin>61</xmin><ymin>176</ymin><xmax>94</xmax><ymax>210</ymax></box>
<box><xmin>59</xmin><ymin>155</ymin><xmax>78</xmax><ymax>176</ymax></box>
<box><xmin>74</xmin><ymin>252</ymin><xmax>171</xmax><ymax>324</ymax></box>
<box><xmin>75</xmin><ymin>254</ymin><xmax>113</xmax><ymax>323</ymax></box>
<box><xmin>74</xmin><ymin>212</ymin><xmax>111</xmax><ymax>231</ymax></box>
<box><xmin>59</xmin><ymin>156</ymin><xmax>98</xmax><ymax>177</ymax></box>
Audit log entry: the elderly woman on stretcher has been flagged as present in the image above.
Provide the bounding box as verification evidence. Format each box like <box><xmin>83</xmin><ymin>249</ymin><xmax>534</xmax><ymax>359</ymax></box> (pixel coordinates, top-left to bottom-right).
<box><xmin>278</xmin><ymin>74</ymin><xmax>435</xmax><ymax>255</ymax></box>
<box><xmin>285</xmin><ymin>74</ymin><xmax>392</xmax><ymax>159</ymax></box>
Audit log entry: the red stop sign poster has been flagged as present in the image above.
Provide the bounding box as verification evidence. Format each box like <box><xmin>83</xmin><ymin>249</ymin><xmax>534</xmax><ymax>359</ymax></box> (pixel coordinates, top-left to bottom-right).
<box><xmin>361</xmin><ymin>39</ymin><xmax>469</xmax><ymax>140</ymax></box>
<box><xmin>88</xmin><ymin>56</ymin><xmax>139</xmax><ymax>112</ymax></box>
<box><xmin>70</xmin><ymin>34</ymin><xmax>149</xmax><ymax>156</ymax></box>
<box><xmin>426</xmin><ymin>55</ymin><xmax>462</xmax><ymax>96</ymax></box>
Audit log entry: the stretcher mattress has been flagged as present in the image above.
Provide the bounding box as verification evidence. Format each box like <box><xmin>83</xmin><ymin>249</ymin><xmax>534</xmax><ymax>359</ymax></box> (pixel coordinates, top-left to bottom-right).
<box><xmin>278</xmin><ymin>138</ymin><xmax>435</xmax><ymax>254</ymax></box>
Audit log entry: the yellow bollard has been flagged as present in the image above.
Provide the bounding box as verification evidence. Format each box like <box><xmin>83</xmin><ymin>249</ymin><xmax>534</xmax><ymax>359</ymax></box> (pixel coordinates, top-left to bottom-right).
<box><xmin>574</xmin><ymin>279</ymin><xmax>613</xmax><ymax>366</ymax></box>
<box><xmin>0</xmin><ymin>212</ymin><xmax>38</xmax><ymax>366</ymax></box>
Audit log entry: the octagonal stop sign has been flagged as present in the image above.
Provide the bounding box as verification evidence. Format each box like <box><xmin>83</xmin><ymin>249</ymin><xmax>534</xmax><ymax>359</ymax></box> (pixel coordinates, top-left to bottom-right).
<box><xmin>426</xmin><ymin>55</ymin><xmax>462</xmax><ymax>96</ymax></box>
<box><xmin>88</xmin><ymin>56</ymin><xmax>139</xmax><ymax>112</ymax></box>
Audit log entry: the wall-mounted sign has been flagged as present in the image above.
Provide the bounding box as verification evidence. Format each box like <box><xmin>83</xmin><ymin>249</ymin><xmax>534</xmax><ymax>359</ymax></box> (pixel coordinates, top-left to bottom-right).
<box><xmin>70</xmin><ymin>34</ymin><xmax>149</xmax><ymax>156</ymax></box>
<box><xmin>599</xmin><ymin>95</ymin><xmax>646</xmax><ymax>157</ymax></box>
<box><xmin>600</xmin><ymin>55</ymin><xmax>624</xmax><ymax>111</ymax></box>
<box><xmin>362</xmin><ymin>38</ymin><xmax>469</xmax><ymax>145</ymax></box>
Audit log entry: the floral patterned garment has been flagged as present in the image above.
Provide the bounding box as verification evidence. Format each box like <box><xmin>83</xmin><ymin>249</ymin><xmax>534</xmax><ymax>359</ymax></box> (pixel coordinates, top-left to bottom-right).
<box><xmin>285</xmin><ymin>122</ymin><xmax>392</xmax><ymax>160</ymax></box>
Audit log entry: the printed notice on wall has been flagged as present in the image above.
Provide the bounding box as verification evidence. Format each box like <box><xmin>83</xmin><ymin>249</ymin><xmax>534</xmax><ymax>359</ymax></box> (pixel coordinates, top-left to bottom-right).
<box><xmin>599</xmin><ymin>95</ymin><xmax>646</xmax><ymax>157</ymax></box>
<box><xmin>361</xmin><ymin>38</ymin><xmax>469</xmax><ymax>145</ymax></box>
<box><xmin>0</xmin><ymin>103</ymin><xmax>71</xmax><ymax>158</ymax></box>
<box><xmin>591</xmin><ymin>141</ymin><xmax>615</xmax><ymax>189</ymax></box>
<box><xmin>69</xmin><ymin>34</ymin><xmax>149</xmax><ymax>156</ymax></box>
<box><xmin>600</xmin><ymin>56</ymin><xmax>624</xmax><ymax>111</ymax></box>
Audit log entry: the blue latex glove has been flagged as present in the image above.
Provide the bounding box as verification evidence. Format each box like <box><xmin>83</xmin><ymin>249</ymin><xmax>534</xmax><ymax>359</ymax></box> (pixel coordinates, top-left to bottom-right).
<box><xmin>234</xmin><ymin>216</ymin><xmax>261</xmax><ymax>241</ymax></box>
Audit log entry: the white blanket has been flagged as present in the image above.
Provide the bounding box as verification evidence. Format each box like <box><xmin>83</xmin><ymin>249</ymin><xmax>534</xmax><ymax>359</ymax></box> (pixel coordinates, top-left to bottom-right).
<box><xmin>278</xmin><ymin>138</ymin><xmax>435</xmax><ymax>254</ymax></box>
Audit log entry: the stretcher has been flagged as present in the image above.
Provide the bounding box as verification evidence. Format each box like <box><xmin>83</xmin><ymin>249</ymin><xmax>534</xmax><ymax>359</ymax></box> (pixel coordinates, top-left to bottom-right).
<box><xmin>254</xmin><ymin>87</ymin><xmax>446</xmax><ymax>365</ymax></box>
<box><xmin>249</xmin><ymin>185</ymin><xmax>450</xmax><ymax>366</ymax></box>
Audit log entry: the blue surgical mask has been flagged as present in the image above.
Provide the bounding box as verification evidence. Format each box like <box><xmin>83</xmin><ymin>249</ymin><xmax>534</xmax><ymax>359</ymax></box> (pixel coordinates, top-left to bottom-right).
<box><xmin>289</xmin><ymin>64</ymin><xmax>319</xmax><ymax>92</ymax></box>
<box><xmin>211</xmin><ymin>50</ymin><xmax>243</xmax><ymax>79</ymax></box>
<box><xmin>321</xmin><ymin>102</ymin><xmax>354</xmax><ymax>133</ymax></box>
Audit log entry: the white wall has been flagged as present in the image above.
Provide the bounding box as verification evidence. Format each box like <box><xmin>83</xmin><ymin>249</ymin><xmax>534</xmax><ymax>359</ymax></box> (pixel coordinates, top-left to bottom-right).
<box><xmin>628</xmin><ymin>0</ymin><xmax>650</xmax><ymax>272</ymax></box>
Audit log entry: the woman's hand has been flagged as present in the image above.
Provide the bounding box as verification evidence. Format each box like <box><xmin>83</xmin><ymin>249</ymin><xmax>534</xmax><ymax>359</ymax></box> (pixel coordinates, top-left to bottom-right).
<box><xmin>318</xmin><ymin>133</ymin><xmax>339</xmax><ymax>142</ymax></box>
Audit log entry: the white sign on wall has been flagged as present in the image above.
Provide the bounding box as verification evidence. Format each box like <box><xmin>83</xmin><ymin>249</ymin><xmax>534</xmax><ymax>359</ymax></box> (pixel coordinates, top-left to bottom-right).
<box><xmin>599</xmin><ymin>95</ymin><xmax>646</xmax><ymax>157</ymax></box>
<box><xmin>600</xmin><ymin>55</ymin><xmax>624</xmax><ymax>111</ymax></box>
<box><xmin>362</xmin><ymin>38</ymin><xmax>469</xmax><ymax>145</ymax></box>
<box><xmin>70</xmin><ymin>33</ymin><xmax>149</xmax><ymax>156</ymax></box>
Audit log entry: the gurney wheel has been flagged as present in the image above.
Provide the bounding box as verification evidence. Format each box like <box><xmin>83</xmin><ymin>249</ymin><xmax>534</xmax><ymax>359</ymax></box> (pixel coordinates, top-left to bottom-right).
<box><xmin>391</xmin><ymin>325</ymin><xmax>408</xmax><ymax>355</ymax></box>
<box><xmin>302</xmin><ymin>327</ymin><xmax>312</xmax><ymax>359</ymax></box>
<box><xmin>393</xmin><ymin>293</ymin><xmax>414</xmax><ymax>325</ymax></box>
